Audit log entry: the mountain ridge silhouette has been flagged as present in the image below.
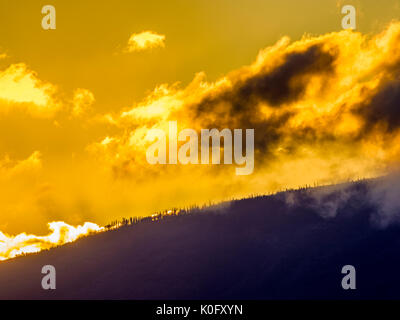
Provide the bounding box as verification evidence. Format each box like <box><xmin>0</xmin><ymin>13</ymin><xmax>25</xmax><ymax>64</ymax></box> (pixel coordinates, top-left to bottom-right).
<box><xmin>0</xmin><ymin>177</ymin><xmax>399</xmax><ymax>299</ymax></box>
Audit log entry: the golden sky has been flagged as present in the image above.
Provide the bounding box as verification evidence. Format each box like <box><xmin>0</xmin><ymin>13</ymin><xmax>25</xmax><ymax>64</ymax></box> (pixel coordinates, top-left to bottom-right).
<box><xmin>0</xmin><ymin>0</ymin><xmax>400</xmax><ymax>237</ymax></box>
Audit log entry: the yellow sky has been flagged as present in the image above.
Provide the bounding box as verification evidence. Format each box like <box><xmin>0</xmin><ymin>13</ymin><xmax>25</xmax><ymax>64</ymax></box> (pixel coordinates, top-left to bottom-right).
<box><xmin>0</xmin><ymin>0</ymin><xmax>400</xmax><ymax>235</ymax></box>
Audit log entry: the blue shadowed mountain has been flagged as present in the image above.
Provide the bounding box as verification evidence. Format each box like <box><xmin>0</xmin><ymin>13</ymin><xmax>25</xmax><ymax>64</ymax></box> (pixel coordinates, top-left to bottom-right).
<box><xmin>0</xmin><ymin>175</ymin><xmax>399</xmax><ymax>299</ymax></box>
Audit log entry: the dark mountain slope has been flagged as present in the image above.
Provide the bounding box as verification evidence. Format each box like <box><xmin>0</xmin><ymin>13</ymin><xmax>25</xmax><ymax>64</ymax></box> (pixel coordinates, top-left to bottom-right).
<box><xmin>0</xmin><ymin>179</ymin><xmax>399</xmax><ymax>299</ymax></box>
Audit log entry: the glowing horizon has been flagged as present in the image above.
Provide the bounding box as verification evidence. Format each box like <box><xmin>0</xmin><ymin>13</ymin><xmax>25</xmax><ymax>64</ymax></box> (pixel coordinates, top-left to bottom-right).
<box><xmin>0</xmin><ymin>221</ymin><xmax>103</xmax><ymax>261</ymax></box>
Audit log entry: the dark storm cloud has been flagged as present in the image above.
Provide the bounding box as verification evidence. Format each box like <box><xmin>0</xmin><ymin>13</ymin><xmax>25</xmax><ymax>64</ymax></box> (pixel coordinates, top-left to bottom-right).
<box><xmin>235</xmin><ymin>44</ymin><xmax>337</xmax><ymax>107</ymax></box>
<box><xmin>194</xmin><ymin>44</ymin><xmax>337</xmax><ymax>118</ymax></box>
<box><xmin>180</xmin><ymin>44</ymin><xmax>338</xmax><ymax>161</ymax></box>
<box><xmin>356</xmin><ymin>79</ymin><xmax>400</xmax><ymax>134</ymax></box>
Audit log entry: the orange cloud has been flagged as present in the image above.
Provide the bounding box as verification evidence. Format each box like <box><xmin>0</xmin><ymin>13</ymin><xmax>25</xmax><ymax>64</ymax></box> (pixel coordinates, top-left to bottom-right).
<box><xmin>125</xmin><ymin>31</ymin><xmax>166</xmax><ymax>52</ymax></box>
<box><xmin>0</xmin><ymin>151</ymin><xmax>42</xmax><ymax>179</ymax></box>
<box><xmin>0</xmin><ymin>63</ymin><xmax>58</xmax><ymax>116</ymax></box>
<box><xmin>72</xmin><ymin>88</ymin><xmax>95</xmax><ymax>117</ymax></box>
<box><xmin>90</xmin><ymin>22</ymin><xmax>400</xmax><ymax>191</ymax></box>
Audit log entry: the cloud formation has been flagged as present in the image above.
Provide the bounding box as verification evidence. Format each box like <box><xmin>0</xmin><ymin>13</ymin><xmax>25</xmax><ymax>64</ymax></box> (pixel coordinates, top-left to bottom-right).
<box><xmin>72</xmin><ymin>88</ymin><xmax>95</xmax><ymax>117</ymax></box>
<box><xmin>0</xmin><ymin>151</ymin><xmax>42</xmax><ymax>178</ymax></box>
<box><xmin>283</xmin><ymin>172</ymin><xmax>400</xmax><ymax>230</ymax></box>
<box><xmin>0</xmin><ymin>63</ymin><xmax>58</xmax><ymax>116</ymax></box>
<box><xmin>125</xmin><ymin>31</ymin><xmax>166</xmax><ymax>52</ymax></box>
<box><xmin>94</xmin><ymin>22</ymin><xmax>400</xmax><ymax>187</ymax></box>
